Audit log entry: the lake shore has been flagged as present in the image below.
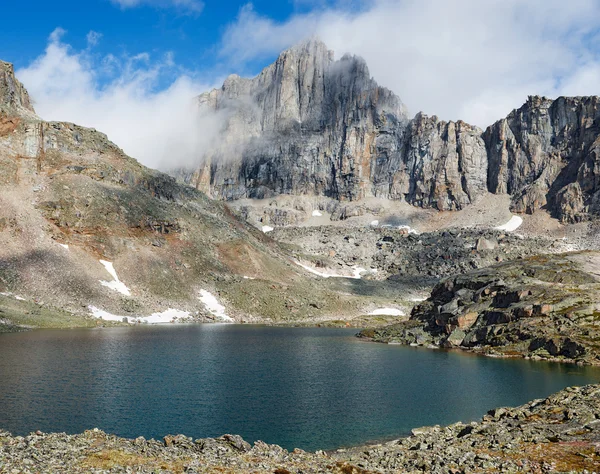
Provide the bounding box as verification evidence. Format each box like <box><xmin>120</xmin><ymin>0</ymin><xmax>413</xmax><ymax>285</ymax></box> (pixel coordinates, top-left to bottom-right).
<box><xmin>2</xmin><ymin>383</ymin><xmax>600</xmax><ymax>473</ymax></box>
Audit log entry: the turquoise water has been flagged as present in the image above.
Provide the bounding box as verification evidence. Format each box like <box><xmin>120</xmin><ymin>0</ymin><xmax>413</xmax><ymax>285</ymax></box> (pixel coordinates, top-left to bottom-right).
<box><xmin>0</xmin><ymin>325</ymin><xmax>598</xmax><ymax>451</ymax></box>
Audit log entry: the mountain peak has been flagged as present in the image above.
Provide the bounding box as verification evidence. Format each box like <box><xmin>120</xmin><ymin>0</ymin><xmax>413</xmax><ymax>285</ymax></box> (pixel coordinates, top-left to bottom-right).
<box><xmin>285</xmin><ymin>37</ymin><xmax>334</xmax><ymax>60</ymax></box>
<box><xmin>0</xmin><ymin>61</ymin><xmax>36</xmax><ymax>118</ymax></box>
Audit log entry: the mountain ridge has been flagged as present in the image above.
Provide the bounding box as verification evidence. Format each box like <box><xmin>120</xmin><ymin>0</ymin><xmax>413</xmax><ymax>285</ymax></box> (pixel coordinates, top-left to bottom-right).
<box><xmin>185</xmin><ymin>39</ymin><xmax>600</xmax><ymax>224</ymax></box>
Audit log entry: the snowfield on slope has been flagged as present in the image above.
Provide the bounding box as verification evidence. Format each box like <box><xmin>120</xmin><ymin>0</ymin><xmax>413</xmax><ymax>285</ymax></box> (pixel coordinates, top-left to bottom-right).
<box><xmin>199</xmin><ymin>290</ymin><xmax>233</xmax><ymax>322</ymax></box>
<box><xmin>368</xmin><ymin>308</ymin><xmax>405</xmax><ymax>316</ymax></box>
<box><xmin>99</xmin><ymin>260</ymin><xmax>131</xmax><ymax>296</ymax></box>
<box><xmin>294</xmin><ymin>261</ymin><xmax>367</xmax><ymax>279</ymax></box>
<box><xmin>495</xmin><ymin>216</ymin><xmax>523</xmax><ymax>232</ymax></box>
<box><xmin>89</xmin><ymin>306</ymin><xmax>191</xmax><ymax>324</ymax></box>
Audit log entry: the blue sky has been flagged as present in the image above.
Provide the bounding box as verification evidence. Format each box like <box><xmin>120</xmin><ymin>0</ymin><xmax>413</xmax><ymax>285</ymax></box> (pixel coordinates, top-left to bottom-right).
<box><xmin>1</xmin><ymin>0</ymin><xmax>339</xmax><ymax>83</ymax></box>
<box><xmin>4</xmin><ymin>0</ymin><xmax>600</xmax><ymax>169</ymax></box>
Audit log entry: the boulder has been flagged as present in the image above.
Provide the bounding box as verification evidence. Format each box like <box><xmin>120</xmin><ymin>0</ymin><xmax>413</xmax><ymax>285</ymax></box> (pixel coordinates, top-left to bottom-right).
<box><xmin>476</xmin><ymin>238</ymin><xmax>498</xmax><ymax>251</ymax></box>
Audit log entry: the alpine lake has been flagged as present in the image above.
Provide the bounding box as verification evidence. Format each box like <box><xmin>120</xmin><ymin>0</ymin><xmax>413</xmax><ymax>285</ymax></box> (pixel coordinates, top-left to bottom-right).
<box><xmin>1</xmin><ymin>325</ymin><xmax>598</xmax><ymax>452</ymax></box>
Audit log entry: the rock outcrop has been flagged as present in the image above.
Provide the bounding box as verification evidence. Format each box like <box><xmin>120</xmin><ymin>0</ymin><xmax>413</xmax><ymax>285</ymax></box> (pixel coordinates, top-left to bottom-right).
<box><xmin>0</xmin><ymin>61</ymin><xmax>35</xmax><ymax>118</ymax></box>
<box><xmin>186</xmin><ymin>40</ymin><xmax>600</xmax><ymax>223</ymax></box>
<box><xmin>361</xmin><ymin>251</ymin><xmax>600</xmax><ymax>365</ymax></box>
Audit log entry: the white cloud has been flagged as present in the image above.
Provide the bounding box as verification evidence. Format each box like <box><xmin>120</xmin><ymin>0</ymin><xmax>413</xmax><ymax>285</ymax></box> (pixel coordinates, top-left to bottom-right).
<box><xmin>220</xmin><ymin>0</ymin><xmax>600</xmax><ymax>126</ymax></box>
<box><xmin>110</xmin><ymin>0</ymin><xmax>204</xmax><ymax>14</ymax></box>
<box><xmin>14</xmin><ymin>1</ymin><xmax>600</xmax><ymax>176</ymax></box>
<box><xmin>86</xmin><ymin>31</ymin><xmax>102</xmax><ymax>47</ymax></box>
<box><xmin>17</xmin><ymin>28</ymin><xmax>224</xmax><ymax>170</ymax></box>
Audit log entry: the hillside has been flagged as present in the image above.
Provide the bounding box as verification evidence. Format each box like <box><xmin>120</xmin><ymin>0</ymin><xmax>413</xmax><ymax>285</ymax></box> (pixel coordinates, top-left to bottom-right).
<box><xmin>0</xmin><ymin>60</ymin><xmax>406</xmax><ymax>330</ymax></box>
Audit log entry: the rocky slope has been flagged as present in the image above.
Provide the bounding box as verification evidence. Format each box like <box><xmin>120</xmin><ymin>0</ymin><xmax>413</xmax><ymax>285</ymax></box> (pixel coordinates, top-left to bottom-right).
<box><xmin>0</xmin><ymin>60</ymin><xmax>405</xmax><ymax>330</ymax></box>
<box><xmin>273</xmin><ymin>226</ymin><xmax>569</xmax><ymax>280</ymax></box>
<box><xmin>2</xmin><ymin>383</ymin><xmax>600</xmax><ymax>472</ymax></box>
<box><xmin>361</xmin><ymin>251</ymin><xmax>600</xmax><ymax>365</ymax></box>
<box><xmin>184</xmin><ymin>39</ymin><xmax>600</xmax><ymax>224</ymax></box>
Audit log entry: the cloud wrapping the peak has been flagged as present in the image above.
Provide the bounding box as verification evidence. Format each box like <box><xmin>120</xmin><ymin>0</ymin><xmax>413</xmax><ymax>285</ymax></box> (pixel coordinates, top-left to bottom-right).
<box><xmin>17</xmin><ymin>29</ymin><xmax>222</xmax><ymax>170</ymax></box>
<box><xmin>222</xmin><ymin>0</ymin><xmax>600</xmax><ymax>126</ymax></box>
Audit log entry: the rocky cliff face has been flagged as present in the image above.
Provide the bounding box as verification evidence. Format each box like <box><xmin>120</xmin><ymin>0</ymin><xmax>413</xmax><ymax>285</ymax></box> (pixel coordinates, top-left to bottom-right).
<box><xmin>485</xmin><ymin>95</ymin><xmax>600</xmax><ymax>222</ymax></box>
<box><xmin>188</xmin><ymin>40</ymin><xmax>489</xmax><ymax>211</ymax></box>
<box><xmin>0</xmin><ymin>61</ymin><xmax>35</xmax><ymax>118</ymax></box>
<box><xmin>187</xmin><ymin>40</ymin><xmax>600</xmax><ymax>222</ymax></box>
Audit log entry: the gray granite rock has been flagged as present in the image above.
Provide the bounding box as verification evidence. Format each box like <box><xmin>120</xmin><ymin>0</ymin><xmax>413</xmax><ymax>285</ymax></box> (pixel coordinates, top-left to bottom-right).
<box><xmin>184</xmin><ymin>39</ymin><xmax>489</xmax><ymax>212</ymax></box>
<box><xmin>182</xmin><ymin>42</ymin><xmax>600</xmax><ymax>224</ymax></box>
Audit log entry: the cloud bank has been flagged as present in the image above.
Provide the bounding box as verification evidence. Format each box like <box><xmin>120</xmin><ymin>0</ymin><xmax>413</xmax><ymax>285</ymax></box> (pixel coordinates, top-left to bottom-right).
<box><xmin>17</xmin><ymin>29</ymin><xmax>221</xmax><ymax>170</ymax></box>
<box><xmin>221</xmin><ymin>0</ymin><xmax>600</xmax><ymax>126</ymax></box>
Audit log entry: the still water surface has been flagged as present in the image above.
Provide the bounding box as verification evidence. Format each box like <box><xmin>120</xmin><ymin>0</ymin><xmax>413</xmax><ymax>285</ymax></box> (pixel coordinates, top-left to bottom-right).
<box><xmin>0</xmin><ymin>325</ymin><xmax>598</xmax><ymax>451</ymax></box>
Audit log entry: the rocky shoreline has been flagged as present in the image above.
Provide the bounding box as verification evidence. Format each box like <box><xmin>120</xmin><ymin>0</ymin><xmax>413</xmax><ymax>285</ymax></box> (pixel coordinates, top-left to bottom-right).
<box><xmin>360</xmin><ymin>251</ymin><xmax>600</xmax><ymax>367</ymax></box>
<box><xmin>1</xmin><ymin>384</ymin><xmax>600</xmax><ymax>473</ymax></box>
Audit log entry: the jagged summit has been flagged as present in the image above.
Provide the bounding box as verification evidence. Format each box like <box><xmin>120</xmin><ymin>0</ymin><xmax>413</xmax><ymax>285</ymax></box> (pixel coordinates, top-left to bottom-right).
<box><xmin>185</xmin><ymin>40</ymin><xmax>600</xmax><ymax>223</ymax></box>
<box><xmin>199</xmin><ymin>38</ymin><xmax>407</xmax><ymax>133</ymax></box>
<box><xmin>190</xmin><ymin>40</ymin><xmax>412</xmax><ymax>203</ymax></box>
<box><xmin>0</xmin><ymin>61</ymin><xmax>36</xmax><ymax>118</ymax></box>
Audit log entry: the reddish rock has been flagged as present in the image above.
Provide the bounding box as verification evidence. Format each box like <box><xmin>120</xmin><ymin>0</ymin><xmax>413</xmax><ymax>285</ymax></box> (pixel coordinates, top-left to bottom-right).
<box><xmin>457</xmin><ymin>312</ymin><xmax>479</xmax><ymax>329</ymax></box>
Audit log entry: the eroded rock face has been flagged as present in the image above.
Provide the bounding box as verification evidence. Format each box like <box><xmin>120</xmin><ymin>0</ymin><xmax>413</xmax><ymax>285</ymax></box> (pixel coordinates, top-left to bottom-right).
<box><xmin>186</xmin><ymin>39</ymin><xmax>489</xmax><ymax>211</ymax></box>
<box><xmin>0</xmin><ymin>61</ymin><xmax>35</xmax><ymax>117</ymax></box>
<box><xmin>185</xmin><ymin>41</ymin><xmax>600</xmax><ymax>223</ymax></box>
<box><xmin>484</xmin><ymin>95</ymin><xmax>600</xmax><ymax>222</ymax></box>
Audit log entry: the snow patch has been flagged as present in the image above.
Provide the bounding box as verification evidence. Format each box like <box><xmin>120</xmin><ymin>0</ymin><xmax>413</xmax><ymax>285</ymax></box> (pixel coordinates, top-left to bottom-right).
<box><xmin>294</xmin><ymin>261</ymin><xmax>365</xmax><ymax>280</ymax></box>
<box><xmin>243</xmin><ymin>276</ymin><xmax>256</xmax><ymax>280</ymax></box>
<box><xmin>495</xmin><ymin>215</ymin><xmax>523</xmax><ymax>232</ymax></box>
<box><xmin>89</xmin><ymin>306</ymin><xmax>126</xmax><ymax>322</ymax></box>
<box><xmin>99</xmin><ymin>260</ymin><xmax>131</xmax><ymax>296</ymax></box>
<box><xmin>140</xmin><ymin>309</ymin><xmax>191</xmax><ymax>324</ymax></box>
<box><xmin>262</xmin><ymin>225</ymin><xmax>274</xmax><ymax>233</ymax></box>
<box><xmin>0</xmin><ymin>292</ymin><xmax>26</xmax><ymax>301</ymax></box>
<box><xmin>370</xmin><ymin>220</ymin><xmax>379</xmax><ymax>227</ymax></box>
<box><xmin>89</xmin><ymin>306</ymin><xmax>191</xmax><ymax>324</ymax></box>
<box><xmin>368</xmin><ymin>308</ymin><xmax>404</xmax><ymax>316</ymax></box>
<box><xmin>199</xmin><ymin>290</ymin><xmax>233</xmax><ymax>322</ymax></box>
<box><xmin>58</xmin><ymin>243</ymin><xmax>69</xmax><ymax>250</ymax></box>
<box><xmin>312</xmin><ymin>210</ymin><xmax>323</xmax><ymax>217</ymax></box>
<box><xmin>409</xmin><ymin>296</ymin><xmax>427</xmax><ymax>303</ymax></box>
<box><xmin>397</xmin><ymin>225</ymin><xmax>419</xmax><ymax>235</ymax></box>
